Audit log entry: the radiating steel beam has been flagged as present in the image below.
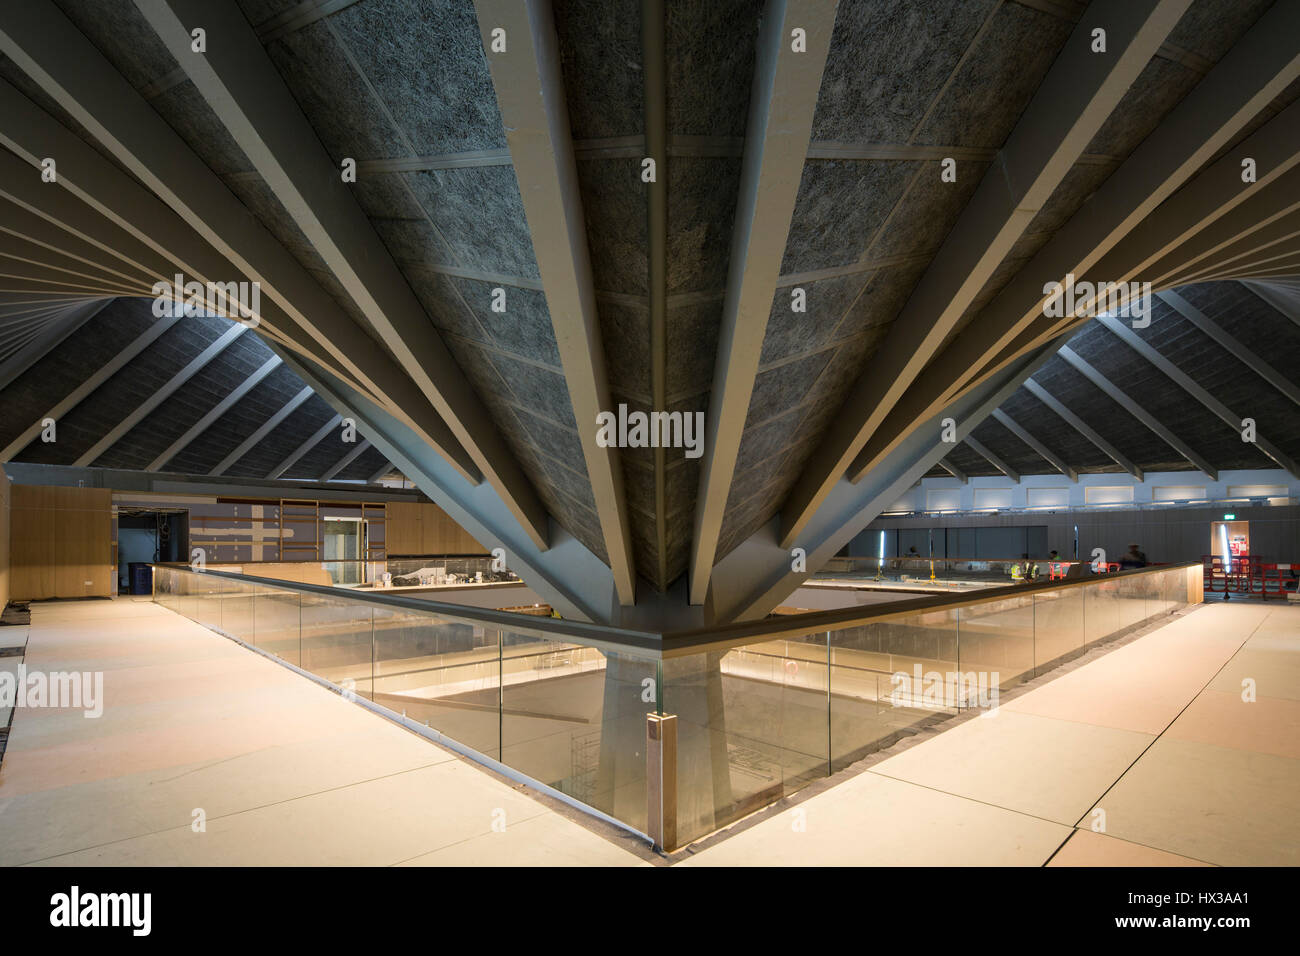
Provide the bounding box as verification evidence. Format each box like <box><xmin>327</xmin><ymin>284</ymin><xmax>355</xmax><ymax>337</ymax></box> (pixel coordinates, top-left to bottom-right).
<box><xmin>0</xmin><ymin>16</ymin><xmax>481</xmax><ymax>485</ymax></box>
<box><xmin>74</xmin><ymin>324</ymin><xmax>248</xmax><ymax>467</ymax></box>
<box><xmin>0</xmin><ymin>197</ymin><xmax>162</xmax><ymax>286</ymax></box>
<box><xmin>1096</xmin><ymin>316</ymin><xmax>1298</xmax><ymax>476</ymax></box>
<box><xmin>0</xmin><ymin>97</ymin><xmax>361</xmax><ymax>404</ymax></box>
<box><xmin>0</xmin><ymin>256</ymin><xmax>142</xmax><ymax>296</ymax></box>
<box><xmin>990</xmin><ymin>408</ymin><xmax>1077</xmax><ymax>480</ymax></box>
<box><xmin>367</xmin><ymin>461</ymin><xmax>394</xmax><ymax>485</ymax></box>
<box><xmin>475</xmin><ymin>0</ymin><xmax>639</xmax><ymax>601</ymax></box>
<box><xmin>843</xmin><ymin>6</ymin><xmax>1300</xmax><ymax>486</ymax></box>
<box><xmin>209</xmin><ymin>384</ymin><xmax>313</xmax><ymax>476</ymax></box>
<box><xmin>130</xmin><ymin>0</ymin><xmax>545</xmax><ymax>546</ymax></box>
<box><xmin>645</xmin><ymin>0</ymin><xmax>669</xmax><ymax>590</ymax></box>
<box><xmin>278</xmin><ymin>349</ymin><xmax>626</xmax><ymax>624</ymax></box>
<box><xmin>1205</xmin><ymin>254</ymin><xmax>1300</xmax><ymax>281</ymax></box>
<box><xmin>0</xmin><ymin>230</ymin><xmax>151</xmax><ymax>292</ymax></box>
<box><xmin>687</xmin><ymin>0</ymin><xmax>838</xmax><ymax>602</ymax></box>
<box><xmin>1022</xmin><ymin>377</ymin><xmax>1142</xmax><ymax>479</ymax></box>
<box><xmin>707</xmin><ymin>336</ymin><xmax>1070</xmax><ymax>623</ymax></box>
<box><xmin>268</xmin><ymin>413</ymin><xmax>341</xmax><ymax>480</ymax></box>
<box><xmin>1139</xmin><ymin>165</ymin><xmax>1300</xmax><ymax>286</ymax></box>
<box><xmin>779</xmin><ymin>0</ymin><xmax>1189</xmax><ymax>548</ymax></box>
<box><xmin>1172</xmin><ymin>238</ymin><xmax>1300</xmax><ymax>285</ymax></box>
<box><xmin>146</xmin><ymin>354</ymin><xmax>283</xmax><ymax>471</ymax></box>
<box><xmin>1</xmin><ymin>310</ymin><xmax>184</xmax><ymax>462</ymax></box>
<box><xmin>1152</xmin><ymin>196</ymin><xmax>1300</xmax><ymax>286</ymax></box>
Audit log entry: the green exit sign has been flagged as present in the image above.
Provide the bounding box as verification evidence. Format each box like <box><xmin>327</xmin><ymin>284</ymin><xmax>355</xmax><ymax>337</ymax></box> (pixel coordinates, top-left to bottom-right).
<box><xmin>1223</xmin><ymin>513</ymin><xmax>1236</xmax><ymax>520</ymax></box>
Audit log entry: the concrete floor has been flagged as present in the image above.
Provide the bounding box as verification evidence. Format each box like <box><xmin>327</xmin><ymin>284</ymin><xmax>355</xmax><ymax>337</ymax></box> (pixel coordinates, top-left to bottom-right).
<box><xmin>0</xmin><ymin>598</ymin><xmax>648</xmax><ymax>866</ymax></box>
<box><xmin>681</xmin><ymin>599</ymin><xmax>1300</xmax><ymax>866</ymax></box>
<box><xmin>2</xmin><ymin>596</ymin><xmax>1295</xmax><ymax>866</ymax></box>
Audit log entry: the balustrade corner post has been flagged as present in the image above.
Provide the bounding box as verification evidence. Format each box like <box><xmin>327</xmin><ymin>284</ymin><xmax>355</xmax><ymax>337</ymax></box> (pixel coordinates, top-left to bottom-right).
<box><xmin>646</xmin><ymin>712</ymin><xmax>677</xmax><ymax>852</ymax></box>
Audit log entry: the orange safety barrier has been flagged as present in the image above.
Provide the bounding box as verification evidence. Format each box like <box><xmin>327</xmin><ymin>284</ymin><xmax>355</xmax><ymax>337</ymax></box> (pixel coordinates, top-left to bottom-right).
<box><xmin>1203</xmin><ymin>554</ymin><xmax>1258</xmax><ymax>594</ymax></box>
<box><xmin>1253</xmin><ymin>563</ymin><xmax>1294</xmax><ymax>600</ymax></box>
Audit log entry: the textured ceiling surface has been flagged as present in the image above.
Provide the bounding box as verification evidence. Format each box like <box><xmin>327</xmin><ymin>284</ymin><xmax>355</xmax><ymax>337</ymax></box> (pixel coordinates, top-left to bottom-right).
<box><xmin>0</xmin><ymin>0</ymin><xmax>1297</xmax><ymax>602</ymax></box>
<box><xmin>0</xmin><ymin>297</ymin><xmax>390</xmax><ymax>483</ymax></box>
<box><xmin>929</xmin><ymin>280</ymin><xmax>1300</xmax><ymax>480</ymax></box>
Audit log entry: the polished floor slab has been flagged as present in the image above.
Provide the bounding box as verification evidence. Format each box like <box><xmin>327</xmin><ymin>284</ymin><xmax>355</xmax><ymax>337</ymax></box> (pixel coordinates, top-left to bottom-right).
<box><xmin>0</xmin><ymin>597</ymin><xmax>647</xmax><ymax>867</ymax></box>
<box><xmin>685</xmin><ymin>600</ymin><xmax>1299</xmax><ymax>866</ymax></box>
<box><xmin>3</xmin><ymin>595</ymin><xmax>1295</xmax><ymax>866</ymax></box>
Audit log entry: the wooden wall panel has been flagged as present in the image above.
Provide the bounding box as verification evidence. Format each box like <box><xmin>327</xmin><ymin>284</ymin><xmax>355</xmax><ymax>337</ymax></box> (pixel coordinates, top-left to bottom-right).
<box><xmin>421</xmin><ymin>502</ymin><xmax>485</xmax><ymax>554</ymax></box>
<box><xmin>386</xmin><ymin>500</ymin><xmax>485</xmax><ymax>555</ymax></box>
<box><xmin>385</xmin><ymin>501</ymin><xmax>423</xmax><ymax>555</ymax></box>
<box><xmin>9</xmin><ymin>484</ymin><xmax>112</xmax><ymax>599</ymax></box>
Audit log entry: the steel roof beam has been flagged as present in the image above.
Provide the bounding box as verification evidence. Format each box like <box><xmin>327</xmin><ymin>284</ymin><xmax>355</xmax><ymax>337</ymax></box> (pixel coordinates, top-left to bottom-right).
<box><xmin>1096</xmin><ymin>315</ymin><xmax>1298</xmax><ymax>477</ymax></box>
<box><xmin>209</xmin><ymin>385</ymin><xmax>313</xmax><ymax>476</ymax></box>
<box><xmin>129</xmin><ymin>0</ymin><xmax>545</xmax><ymax>546</ymax></box>
<box><xmin>322</xmin><ymin>439</ymin><xmax>372</xmax><ymax>482</ymax></box>
<box><xmin>779</xmin><ymin>0</ymin><xmax>1188</xmax><ymax>547</ymax></box>
<box><xmin>964</xmin><ymin>436</ymin><xmax>1021</xmax><ymax>483</ymax></box>
<box><xmin>990</xmin><ymin>408</ymin><xmax>1077</xmax><ymax>480</ymax></box>
<box><xmin>146</xmin><ymin>354</ymin><xmax>283</xmax><ymax>471</ymax></box>
<box><xmin>685</xmin><ymin>0</ymin><xmax>838</xmax><ymax>602</ymax></box>
<box><xmin>74</xmin><ymin>323</ymin><xmax>249</xmax><ymax>467</ymax></box>
<box><xmin>1057</xmin><ymin>345</ymin><xmax>1216</xmax><ymax>478</ymax></box>
<box><xmin>1</xmin><ymin>310</ymin><xmax>184</xmax><ymax>462</ymax></box>
<box><xmin>475</xmin><ymin>0</ymin><xmax>642</xmax><ymax>602</ymax></box>
<box><xmin>843</xmin><ymin>6</ymin><xmax>1300</xmax><ymax>486</ymax></box>
<box><xmin>268</xmin><ymin>413</ymin><xmax>342</xmax><ymax>480</ymax></box>
<box><xmin>1022</xmin><ymin>377</ymin><xmax>1142</xmax><ymax>479</ymax></box>
<box><xmin>0</xmin><ymin>16</ymin><xmax>479</xmax><ymax>484</ymax></box>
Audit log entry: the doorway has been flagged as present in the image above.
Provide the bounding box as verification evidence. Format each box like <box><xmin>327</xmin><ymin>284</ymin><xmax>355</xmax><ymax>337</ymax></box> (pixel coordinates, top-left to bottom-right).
<box><xmin>322</xmin><ymin>517</ymin><xmax>365</xmax><ymax>585</ymax></box>
<box><xmin>116</xmin><ymin>510</ymin><xmax>187</xmax><ymax>593</ymax></box>
<box><xmin>1210</xmin><ymin>520</ymin><xmax>1250</xmax><ymax>563</ymax></box>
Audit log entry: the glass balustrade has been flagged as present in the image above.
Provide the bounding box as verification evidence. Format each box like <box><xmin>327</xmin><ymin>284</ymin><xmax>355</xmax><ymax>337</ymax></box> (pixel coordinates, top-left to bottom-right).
<box><xmin>153</xmin><ymin>560</ymin><xmax>1200</xmax><ymax>851</ymax></box>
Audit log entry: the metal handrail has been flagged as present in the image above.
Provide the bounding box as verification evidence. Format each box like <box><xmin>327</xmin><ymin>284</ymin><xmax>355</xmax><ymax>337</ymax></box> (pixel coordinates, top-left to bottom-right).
<box><xmin>153</xmin><ymin>560</ymin><xmax>1198</xmax><ymax>660</ymax></box>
